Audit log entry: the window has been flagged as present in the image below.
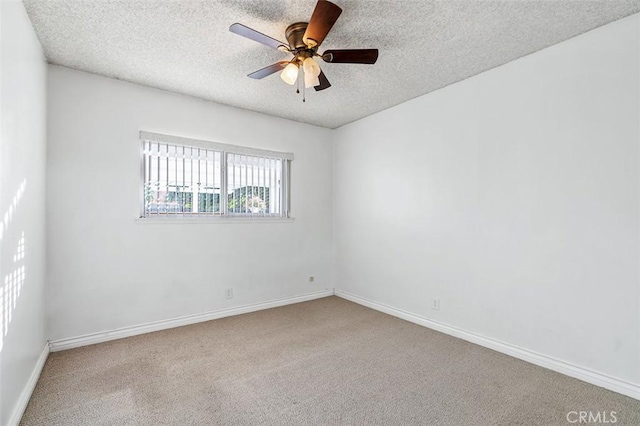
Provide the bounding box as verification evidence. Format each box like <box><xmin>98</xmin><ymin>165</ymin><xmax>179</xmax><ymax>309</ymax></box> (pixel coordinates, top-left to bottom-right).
<box><xmin>140</xmin><ymin>132</ymin><xmax>291</xmax><ymax>219</ymax></box>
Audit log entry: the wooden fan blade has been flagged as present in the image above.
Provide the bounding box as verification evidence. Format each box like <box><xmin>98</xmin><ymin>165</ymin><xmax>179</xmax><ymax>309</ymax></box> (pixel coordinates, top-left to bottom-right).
<box><xmin>314</xmin><ymin>70</ymin><xmax>331</xmax><ymax>91</ymax></box>
<box><xmin>322</xmin><ymin>49</ymin><xmax>378</xmax><ymax>64</ymax></box>
<box><xmin>230</xmin><ymin>23</ymin><xmax>288</xmax><ymax>51</ymax></box>
<box><xmin>248</xmin><ymin>61</ymin><xmax>289</xmax><ymax>79</ymax></box>
<box><xmin>302</xmin><ymin>0</ymin><xmax>342</xmax><ymax>48</ymax></box>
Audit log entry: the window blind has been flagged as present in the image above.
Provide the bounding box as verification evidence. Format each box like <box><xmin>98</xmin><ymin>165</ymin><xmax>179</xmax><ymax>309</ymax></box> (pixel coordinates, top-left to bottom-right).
<box><xmin>140</xmin><ymin>132</ymin><xmax>292</xmax><ymax>219</ymax></box>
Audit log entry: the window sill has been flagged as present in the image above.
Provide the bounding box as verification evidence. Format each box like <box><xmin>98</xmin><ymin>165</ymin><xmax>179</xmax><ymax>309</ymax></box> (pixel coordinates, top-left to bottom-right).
<box><xmin>135</xmin><ymin>216</ymin><xmax>294</xmax><ymax>224</ymax></box>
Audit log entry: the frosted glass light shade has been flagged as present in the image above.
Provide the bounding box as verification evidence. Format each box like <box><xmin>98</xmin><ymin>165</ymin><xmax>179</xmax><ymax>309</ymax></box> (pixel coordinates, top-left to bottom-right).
<box><xmin>280</xmin><ymin>63</ymin><xmax>299</xmax><ymax>85</ymax></box>
<box><xmin>303</xmin><ymin>58</ymin><xmax>321</xmax><ymax>77</ymax></box>
<box><xmin>304</xmin><ymin>73</ymin><xmax>320</xmax><ymax>88</ymax></box>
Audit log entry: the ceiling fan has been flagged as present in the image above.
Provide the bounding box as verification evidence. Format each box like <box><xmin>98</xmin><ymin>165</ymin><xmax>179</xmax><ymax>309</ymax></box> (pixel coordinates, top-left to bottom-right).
<box><xmin>229</xmin><ymin>0</ymin><xmax>378</xmax><ymax>99</ymax></box>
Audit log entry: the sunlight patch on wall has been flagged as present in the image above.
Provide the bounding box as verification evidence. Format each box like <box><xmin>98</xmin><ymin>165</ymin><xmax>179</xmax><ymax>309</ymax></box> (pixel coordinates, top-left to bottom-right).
<box><xmin>0</xmin><ymin>180</ymin><xmax>26</xmax><ymax>242</ymax></box>
<box><xmin>0</xmin><ymin>180</ymin><xmax>27</xmax><ymax>353</ymax></box>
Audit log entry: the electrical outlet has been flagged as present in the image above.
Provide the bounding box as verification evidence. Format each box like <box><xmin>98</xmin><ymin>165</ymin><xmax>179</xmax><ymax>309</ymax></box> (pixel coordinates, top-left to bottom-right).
<box><xmin>309</xmin><ymin>276</ymin><xmax>315</xmax><ymax>283</ymax></box>
<box><xmin>225</xmin><ymin>288</ymin><xmax>233</xmax><ymax>299</ymax></box>
<box><xmin>432</xmin><ymin>298</ymin><xmax>440</xmax><ymax>311</ymax></box>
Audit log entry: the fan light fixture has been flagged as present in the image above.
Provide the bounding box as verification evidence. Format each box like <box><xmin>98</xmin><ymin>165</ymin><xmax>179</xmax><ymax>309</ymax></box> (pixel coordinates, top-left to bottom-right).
<box><xmin>280</xmin><ymin>62</ymin><xmax>299</xmax><ymax>85</ymax></box>
<box><xmin>303</xmin><ymin>57</ymin><xmax>321</xmax><ymax>88</ymax></box>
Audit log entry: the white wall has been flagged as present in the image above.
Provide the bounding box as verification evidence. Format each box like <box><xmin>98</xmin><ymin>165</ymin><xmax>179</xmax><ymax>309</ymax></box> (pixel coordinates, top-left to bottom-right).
<box><xmin>0</xmin><ymin>1</ymin><xmax>48</xmax><ymax>424</ymax></box>
<box><xmin>333</xmin><ymin>14</ymin><xmax>640</xmax><ymax>385</ymax></box>
<box><xmin>47</xmin><ymin>66</ymin><xmax>333</xmax><ymax>341</ymax></box>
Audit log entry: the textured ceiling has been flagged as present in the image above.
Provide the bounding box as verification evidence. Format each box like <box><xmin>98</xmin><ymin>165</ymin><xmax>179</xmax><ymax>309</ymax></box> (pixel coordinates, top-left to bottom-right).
<box><xmin>23</xmin><ymin>0</ymin><xmax>640</xmax><ymax>128</ymax></box>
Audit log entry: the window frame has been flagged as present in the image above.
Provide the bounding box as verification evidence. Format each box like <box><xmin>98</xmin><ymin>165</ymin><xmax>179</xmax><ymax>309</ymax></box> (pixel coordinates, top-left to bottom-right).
<box><xmin>138</xmin><ymin>131</ymin><xmax>292</xmax><ymax>221</ymax></box>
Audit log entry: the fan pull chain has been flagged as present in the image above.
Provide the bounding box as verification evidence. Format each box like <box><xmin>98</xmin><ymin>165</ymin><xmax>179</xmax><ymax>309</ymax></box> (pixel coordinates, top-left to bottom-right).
<box><xmin>301</xmin><ymin>64</ymin><xmax>306</xmax><ymax>102</ymax></box>
<box><xmin>296</xmin><ymin>70</ymin><xmax>300</xmax><ymax>94</ymax></box>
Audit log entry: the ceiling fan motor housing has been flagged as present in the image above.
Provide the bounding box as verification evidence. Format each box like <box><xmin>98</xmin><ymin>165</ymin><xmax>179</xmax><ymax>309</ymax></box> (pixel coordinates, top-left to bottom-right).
<box><xmin>286</xmin><ymin>22</ymin><xmax>315</xmax><ymax>53</ymax></box>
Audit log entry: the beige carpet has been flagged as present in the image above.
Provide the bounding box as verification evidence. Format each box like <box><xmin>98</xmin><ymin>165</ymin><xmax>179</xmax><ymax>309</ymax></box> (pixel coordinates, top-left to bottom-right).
<box><xmin>21</xmin><ymin>296</ymin><xmax>640</xmax><ymax>425</ymax></box>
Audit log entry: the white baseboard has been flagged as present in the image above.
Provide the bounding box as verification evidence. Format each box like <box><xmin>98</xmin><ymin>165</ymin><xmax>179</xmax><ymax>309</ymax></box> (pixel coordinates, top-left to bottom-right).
<box><xmin>49</xmin><ymin>290</ymin><xmax>334</xmax><ymax>352</ymax></box>
<box><xmin>8</xmin><ymin>342</ymin><xmax>50</xmax><ymax>426</ymax></box>
<box><xmin>335</xmin><ymin>290</ymin><xmax>640</xmax><ymax>401</ymax></box>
